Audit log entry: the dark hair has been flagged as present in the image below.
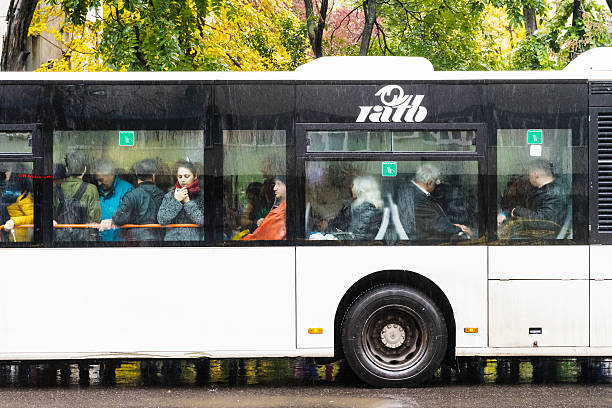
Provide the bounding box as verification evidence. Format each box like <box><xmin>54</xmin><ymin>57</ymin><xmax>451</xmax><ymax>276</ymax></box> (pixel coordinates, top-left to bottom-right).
<box><xmin>65</xmin><ymin>151</ymin><xmax>87</xmax><ymax>177</ymax></box>
<box><xmin>134</xmin><ymin>159</ymin><xmax>157</xmax><ymax>181</ymax></box>
<box><xmin>53</xmin><ymin>163</ymin><xmax>68</xmax><ymax>180</ymax></box>
<box><xmin>528</xmin><ymin>159</ymin><xmax>553</xmax><ymax>178</ymax></box>
<box><xmin>274</xmin><ymin>175</ymin><xmax>286</xmax><ymax>185</ymax></box>
<box><xmin>246</xmin><ymin>181</ymin><xmax>262</xmax><ymax>196</ymax></box>
<box><xmin>175</xmin><ymin>160</ymin><xmax>198</xmax><ymax>178</ymax></box>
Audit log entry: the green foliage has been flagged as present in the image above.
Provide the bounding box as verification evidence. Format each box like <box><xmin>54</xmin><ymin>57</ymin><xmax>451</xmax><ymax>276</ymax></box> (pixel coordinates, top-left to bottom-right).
<box><xmin>506</xmin><ymin>0</ymin><xmax>612</xmax><ymax>69</ymax></box>
<box><xmin>45</xmin><ymin>0</ymin><xmax>310</xmax><ymax>71</ymax></box>
<box><xmin>370</xmin><ymin>0</ymin><xmax>502</xmax><ymax>70</ymax></box>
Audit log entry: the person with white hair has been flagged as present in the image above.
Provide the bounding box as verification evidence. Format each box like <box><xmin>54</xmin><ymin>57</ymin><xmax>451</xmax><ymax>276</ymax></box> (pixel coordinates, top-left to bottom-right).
<box><xmin>347</xmin><ymin>176</ymin><xmax>383</xmax><ymax>240</ymax></box>
<box><xmin>398</xmin><ymin>163</ymin><xmax>472</xmax><ymax>240</ymax></box>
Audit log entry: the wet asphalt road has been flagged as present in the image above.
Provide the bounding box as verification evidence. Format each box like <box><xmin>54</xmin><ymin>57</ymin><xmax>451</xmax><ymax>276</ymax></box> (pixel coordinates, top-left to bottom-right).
<box><xmin>1</xmin><ymin>358</ymin><xmax>612</xmax><ymax>407</ymax></box>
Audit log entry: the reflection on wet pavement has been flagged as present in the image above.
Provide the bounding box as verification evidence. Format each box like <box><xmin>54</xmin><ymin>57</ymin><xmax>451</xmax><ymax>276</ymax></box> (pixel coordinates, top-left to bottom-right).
<box><xmin>1</xmin><ymin>357</ymin><xmax>612</xmax><ymax>388</ymax></box>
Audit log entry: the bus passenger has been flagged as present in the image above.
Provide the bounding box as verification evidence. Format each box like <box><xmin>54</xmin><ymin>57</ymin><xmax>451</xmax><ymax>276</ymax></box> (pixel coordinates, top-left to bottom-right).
<box><xmin>347</xmin><ymin>176</ymin><xmax>383</xmax><ymax>240</ymax></box>
<box><xmin>157</xmin><ymin>160</ymin><xmax>204</xmax><ymax>241</ymax></box>
<box><xmin>53</xmin><ymin>152</ymin><xmax>101</xmax><ymax>241</ymax></box>
<box><xmin>95</xmin><ymin>158</ymin><xmax>134</xmax><ymax>241</ymax></box>
<box><xmin>240</xmin><ymin>181</ymin><xmax>268</xmax><ymax>233</ymax></box>
<box><xmin>112</xmin><ymin>159</ymin><xmax>165</xmax><ymax>241</ymax></box>
<box><xmin>0</xmin><ymin>163</ymin><xmax>33</xmax><ymax>242</ymax></box>
<box><xmin>497</xmin><ymin>159</ymin><xmax>566</xmax><ymax>238</ymax></box>
<box><xmin>242</xmin><ymin>176</ymin><xmax>286</xmax><ymax>240</ymax></box>
<box><xmin>398</xmin><ymin>164</ymin><xmax>473</xmax><ymax>241</ymax></box>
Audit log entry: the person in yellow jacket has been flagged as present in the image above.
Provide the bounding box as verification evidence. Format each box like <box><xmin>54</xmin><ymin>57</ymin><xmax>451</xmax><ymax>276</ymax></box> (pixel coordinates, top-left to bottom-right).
<box><xmin>1</xmin><ymin>163</ymin><xmax>34</xmax><ymax>242</ymax></box>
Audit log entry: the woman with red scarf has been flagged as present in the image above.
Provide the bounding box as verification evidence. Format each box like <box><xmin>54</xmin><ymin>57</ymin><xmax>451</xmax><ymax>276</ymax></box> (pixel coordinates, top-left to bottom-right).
<box><xmin>157</xmin><ymin>160</ymin><xmax>205</xmax><ymax>241</ymax></box>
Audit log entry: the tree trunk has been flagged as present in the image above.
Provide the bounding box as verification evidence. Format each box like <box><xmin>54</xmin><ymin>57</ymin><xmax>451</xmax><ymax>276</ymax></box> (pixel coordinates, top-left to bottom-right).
<box><xmin>522</xmin><ymin>7</ymin><xmax>537</xmax><ymax>36</ymax></box>
<box><xmin>569</xmin><ymin>0</ymin><xmax>585</xmax><ymax>61</ymax></box>
<box><xmin>359</xmin><ymin>0</ymin><xmax>376</xmax><ymax>56</ymax></box>
<box><xmin>572</xmin><ymin>0</ymin><xmax>584</xmax><ymax>27</ymax></box>
<box><xmin>606</xmin><ymin>0</ymin><xmax>611</xmax><ymax>14</ymax></box>
<box><xmin>1</xmin><ymin>0</ymin><xmax>39</xmax><ymax>71</ymax></box>
<box><xmin>303</xmin><ymin>0</ymin><xmax>328</xmax><ymax>58</ymax></box>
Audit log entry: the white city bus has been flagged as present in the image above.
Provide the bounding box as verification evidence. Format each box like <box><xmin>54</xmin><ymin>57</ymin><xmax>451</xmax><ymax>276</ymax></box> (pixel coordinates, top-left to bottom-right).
<box><xmin>0</xmin><ymin>48</ymin><xmax>611</xmax><ymax>387</ymax></box>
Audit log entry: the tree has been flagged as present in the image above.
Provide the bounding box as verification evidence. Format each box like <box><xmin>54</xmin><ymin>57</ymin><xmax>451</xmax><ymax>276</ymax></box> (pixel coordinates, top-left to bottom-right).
<box><xmin>370</xmin><ymin>0</ymin><xmax>501</xmax><ymax>69</ymax></box>
<box><xmin>508</xmin><ymin>0</ymin><xmax>611</xmax><ymax>69</ymax></box>
<box><xmin>21</xmin><ymin>0</ymin><xmax>310</xmax><ymax>71</ymax></box>
<box><xmin>1</xmin><ymin>0</ymin><xmax>40</xmax><ymax>71</ymax></box>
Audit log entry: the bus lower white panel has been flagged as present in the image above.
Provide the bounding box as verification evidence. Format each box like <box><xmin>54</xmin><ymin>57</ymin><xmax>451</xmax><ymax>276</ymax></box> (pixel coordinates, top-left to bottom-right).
<box><xmin>456</xmin><ymin>347</ymin><xmax>612</xmax><ymax>357</ymax></box>
<box><xmin>590</xmin><ymin>280</ymin><xmax>612</xmax><ymax>346</ymax></box>
<box><xmin>0</xmin><ymin>248</ymin><xmax>296</xmax><ymax>353</ymax></box>
<box><xmin>489</xmin><ymin>280</ymin><xmax>589</xmax><ymax>347</ymax></box>
<box><xmin>590</xmin><ymin>246</ymin><xmax>612</xmax><ymax>280</ymax></box>
<box><xmin>296</xmin><ymin>246</ymin><xmax>487</xmax><ymax>349</ymax></box>
<box><xmin>488</xmin><ymin>246</ymin><xmax>589</xmax><ymax>280</ymax></box>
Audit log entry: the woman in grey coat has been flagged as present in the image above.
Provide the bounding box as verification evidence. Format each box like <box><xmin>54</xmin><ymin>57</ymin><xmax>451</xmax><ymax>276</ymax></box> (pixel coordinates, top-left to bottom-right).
<box><xmin>157</xmin><ymin>160</ymin><xmax>204</xmax><ymax>241</ymax></box>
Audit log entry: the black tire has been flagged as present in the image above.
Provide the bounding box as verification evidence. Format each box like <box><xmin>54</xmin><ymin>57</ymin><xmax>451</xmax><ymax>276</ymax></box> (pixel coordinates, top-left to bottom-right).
<box><xmin>341</xmin><ymin>285</ymin><xmax>447</xmax><ymax>387</ymax></box>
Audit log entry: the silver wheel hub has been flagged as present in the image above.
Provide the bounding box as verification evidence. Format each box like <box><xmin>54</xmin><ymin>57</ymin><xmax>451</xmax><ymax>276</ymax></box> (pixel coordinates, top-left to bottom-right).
<box><xmin>380</xmin><ymin>323</ymin><xmax>406</xmax><ymax>349</ymax></box>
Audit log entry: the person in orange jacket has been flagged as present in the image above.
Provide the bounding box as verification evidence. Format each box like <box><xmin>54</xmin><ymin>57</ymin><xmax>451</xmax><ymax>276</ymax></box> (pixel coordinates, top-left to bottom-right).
<box><xmin>242</xmin><ymin>176</ymin><xmax>286</xmax><ymax>241</ymax></box>
<box><xmin>1</xmin><ymin>163</ymin><xmax>34</xmax><ymax>242</ymax></box>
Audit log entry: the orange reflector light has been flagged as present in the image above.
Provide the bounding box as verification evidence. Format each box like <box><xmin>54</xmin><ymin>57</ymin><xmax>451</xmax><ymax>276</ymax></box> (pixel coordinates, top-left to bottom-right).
<box><xmin>464</xmin><ymin>328</ymin><xmax>478</xmax><ymax>333</ymax></box>
<box><xmin>308</xmin><ymin>328</ymin><xmax>324</xmax><ymax>334</ymax></box>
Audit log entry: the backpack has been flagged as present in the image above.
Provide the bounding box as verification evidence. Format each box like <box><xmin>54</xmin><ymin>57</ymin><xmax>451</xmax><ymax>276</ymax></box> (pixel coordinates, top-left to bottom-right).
<box><xmin>55</xmin><ymin>182</ymin><xmax>90</xmax><ymax>241</ymax></box>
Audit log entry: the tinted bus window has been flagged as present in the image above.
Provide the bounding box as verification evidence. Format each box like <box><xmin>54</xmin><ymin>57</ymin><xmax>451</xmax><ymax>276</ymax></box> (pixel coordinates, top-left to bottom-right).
<box><xmin>0</xmin><ymin>132</ymin><xmax>32</xmax><ymax>153</ymax></box>
<box><xmin>496</xmin><ymin>129</ymin><xmax>574</xmax><ymax>241</ymax></box>
<box><xmin>223</xmin><ymin>130</ymin><xmax>286</xmax><ymax>241</ymax></box>
<box><xmin>0</xmin><ymin>162</ymin><xmax>34</xmax><ymax>243</ymax></box>
<box><xmin>53</xmin><ymin>130</ymin><xmax>204</xmax><ymax>243</ymax></box>
<box><xmin>306</xmin><ymin>130</ymin><xmax>476</xmax><ymax>152</ymax></box>
<box><xmin>305</xmin><ymin>160</ymin><xmax>480</xmax><ymax>243</ymax></box>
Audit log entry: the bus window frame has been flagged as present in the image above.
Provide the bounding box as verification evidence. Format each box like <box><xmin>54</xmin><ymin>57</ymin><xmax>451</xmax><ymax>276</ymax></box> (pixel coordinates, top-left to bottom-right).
<box><xmin>0</xmin><ymin>124</ymin><xmax>43</xmax><ymax>247</ymax></box>
<box><xmin>295</xmin><ymin>122</ymin><xmax>487</xmax><ymax>245</ymax></box>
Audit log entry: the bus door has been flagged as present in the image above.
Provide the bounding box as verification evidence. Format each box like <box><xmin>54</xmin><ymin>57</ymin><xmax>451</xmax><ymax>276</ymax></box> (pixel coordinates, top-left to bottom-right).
<box><xmin>487</xmin><ymin>82</ymin><xmax>590</xmax><ymax>349</ymax></box>
<box><xmin>0</xmin><ymin>124</ymin><xmax>43</xmax><ymax>245</ymax></box>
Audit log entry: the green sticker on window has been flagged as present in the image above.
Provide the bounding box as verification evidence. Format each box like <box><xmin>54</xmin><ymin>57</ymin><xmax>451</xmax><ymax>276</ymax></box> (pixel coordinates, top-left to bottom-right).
<box><xmin>527</xmin><ymin>129</ymin><xmax>543</xmax><ymax>145</ymax></box>
<box><xmin>119</xmin><ymin>131</ymin><xmax>135</xmax><ymax>146</ymax></box>
<box><xmin>382</xmin><ymin>162</ymin><xmax>397</xmax><ymax>177</ymax></box>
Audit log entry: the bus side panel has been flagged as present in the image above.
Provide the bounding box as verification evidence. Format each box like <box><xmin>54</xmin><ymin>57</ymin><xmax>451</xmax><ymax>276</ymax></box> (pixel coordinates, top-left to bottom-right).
<box><xmin>0</xmin><ymin>247</ymin><xmax>296</xmax><ymax>354</ymax></box>
<box><xmin>295</xmin><ymin>246</ymin><xmax>487</xmax><ymax>350</ymax></box>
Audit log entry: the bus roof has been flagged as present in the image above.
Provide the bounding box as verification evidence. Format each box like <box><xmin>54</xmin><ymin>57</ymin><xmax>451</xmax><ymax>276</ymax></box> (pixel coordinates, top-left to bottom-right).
<box><xmin>0</xmin><ymin>48</ymin><xmax>610</xmax><ymax>82</ymax></box>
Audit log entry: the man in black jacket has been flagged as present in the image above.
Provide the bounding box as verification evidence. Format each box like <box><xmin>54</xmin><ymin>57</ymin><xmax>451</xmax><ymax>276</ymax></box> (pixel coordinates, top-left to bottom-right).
<box><xmin>112</xmin><ymin>159</ymin><xmax>165</xmax><ymax>242</ymax></box>
<box><xmin>398</xmin><ymin>164</ymin><xmax>473</xmax><ymax>241</ymax></box>
<box><xmin>497</xmin><ymin>159</ymin><xmax>566</xmax><ymax>238</ymax></box>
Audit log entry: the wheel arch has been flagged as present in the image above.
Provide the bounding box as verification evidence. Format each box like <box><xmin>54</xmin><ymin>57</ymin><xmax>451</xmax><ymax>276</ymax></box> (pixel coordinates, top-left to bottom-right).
<box><xmin>333</xmin><ymin>269</ymin><xmax>456</xmax><ymax>365</ymax></box>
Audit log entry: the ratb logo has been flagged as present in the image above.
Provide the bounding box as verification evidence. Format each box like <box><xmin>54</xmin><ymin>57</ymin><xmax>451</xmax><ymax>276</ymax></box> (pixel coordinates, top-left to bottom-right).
<box><xmin>356</xmin><ymin>85</ymin><xmax>427</xmax><ymax>123</ymax></box>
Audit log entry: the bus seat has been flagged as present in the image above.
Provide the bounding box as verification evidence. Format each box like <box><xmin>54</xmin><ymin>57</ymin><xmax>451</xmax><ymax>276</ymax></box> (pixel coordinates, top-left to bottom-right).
<box><xmin>556</xmin><ymin>203</ymin><xmax>572</xmax><ymax>239</ymax></box>
<box><xmin>375</xmin><ymin>207</ymin><xmax>390</xmax><ymax>240</ymax></box>
<box><xmin>305</xmin><ymin>202</ymin><xmax>311</xmax><ymax>234</ymax></box>
<box><xmin>391</xmin><ymin>202</ymin><xmax>409</xmax><ymax>240</ymax></box>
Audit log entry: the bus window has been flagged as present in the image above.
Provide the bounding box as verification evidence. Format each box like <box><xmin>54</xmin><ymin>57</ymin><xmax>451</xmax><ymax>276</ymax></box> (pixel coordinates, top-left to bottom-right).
<box><xmin>306</xmin><ymin>130</ymin><xmax>475</xmax><ymax>153</ymax></box>
<box><xmin>0</xmin><ymin>132</ymin><xmax>32</xmax><ymax>153</ymax></box>
<box><xmin>305</xmin><ymin>160</ymin><xmax>480</xmax><ymax>243</ymax></box>
<box><xmin>223</xmin><ymin>130</ymin><xmax>286</xmax><ymax>241</ymax></box>
<box><xmin>0</xmin><ymin>162</ymin><xmax>34</xmax><ymax>243</ymax></box>
<box><xmin>496</xmin><ymin>129</ymin><xmax>573</xmax><ymax>241</ymax></box>
<box><xmin>53</xmin><ymin>130</ymin><xmax>204</xmax><ymax>243</ymax></box>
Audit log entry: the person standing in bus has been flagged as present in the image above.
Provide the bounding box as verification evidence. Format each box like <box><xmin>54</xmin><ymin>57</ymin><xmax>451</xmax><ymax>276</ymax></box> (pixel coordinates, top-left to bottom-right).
<box><xmin>497</xmin><ymin>159</ymin><xmax>566</xmax><ymax>238</ymax></box>
<box><xmin>0</xmin><ymin>163</ymin><xmax>33</xmax><ymax>242</ymax></box>
<box><xmin>95</xmin><ymin>158</ymin><xmax>133</xmax><ymax>241</ymax></box>
<box><xmin>112</xmin><ymin>159</ymin><xmax>165</xmax><ymax>241</ymax></box>
<box><xmin>242</xmin><ymin>176</ymin><xmax>286</xmax><ymax>240</ymax></box>
<box><xmin>157</xmin><ymin>160</ymin><xmax>204</xmax><ymax>241</ymax></box>
<box><xmin>348</xmin><ymin>176</ymin><xmax>383</xmax><ymax>240</ymax></box>
<box><xmin>398</xmin><ymin>164</ymin><xmax>473</xmax><ymax>241</ymax></box>
<box><xmin>53</xmin><ymin>152</ymin><xmax>101</xmax><ymax>241</ymax></box>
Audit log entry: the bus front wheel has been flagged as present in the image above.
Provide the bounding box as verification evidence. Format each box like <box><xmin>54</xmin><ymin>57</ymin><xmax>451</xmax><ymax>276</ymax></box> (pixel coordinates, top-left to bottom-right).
<box><xmin>341</xmin><ymin>285</ymin><xmax>447</xmax><ymax>387</ymax></box>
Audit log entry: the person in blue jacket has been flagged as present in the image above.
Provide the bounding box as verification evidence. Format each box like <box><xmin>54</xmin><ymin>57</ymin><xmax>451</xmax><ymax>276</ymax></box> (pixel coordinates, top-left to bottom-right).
<box><xmin>95</xmin><ymin>158</ymin><xmax>134</xmax><ymax>241</ymax></box>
